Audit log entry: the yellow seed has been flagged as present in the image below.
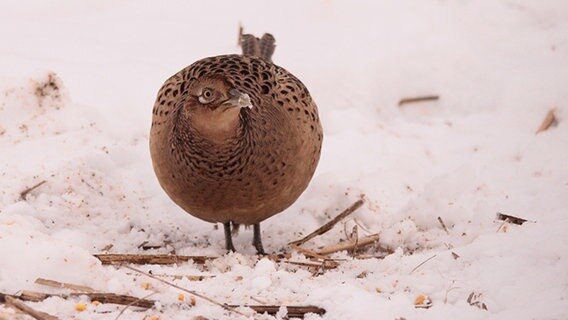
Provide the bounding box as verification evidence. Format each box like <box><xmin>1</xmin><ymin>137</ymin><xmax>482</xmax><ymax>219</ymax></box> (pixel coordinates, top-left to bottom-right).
<box><xmin>141</xmin><ymin>282</ymin><xmax>152</xmax><ymax>290</ymax></box>
<box><xmin>75</xmin><ymin>303</ymin><xmax>87</xmax><ymax>312</ymax></box>
<box><xmin>178</xmin><ymin>293</ymin><xmax>185</xmax><ymax>301</ymax></box>
<box><xmin>91</xmin><ymin>300</ymin><xmax>101</xmax><ymax>306</ymax></box>
<box><xmin>147</xmin><ymin>316</ymin><xmax>160</xmax><ymax>320</ymax></box>
<box><xmin>190</xmin><ymin>295</ymin><xmax>196</xmax><ymax>306</ymax></box>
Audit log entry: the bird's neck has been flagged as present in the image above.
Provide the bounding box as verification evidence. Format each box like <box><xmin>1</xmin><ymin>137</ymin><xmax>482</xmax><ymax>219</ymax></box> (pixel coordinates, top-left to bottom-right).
<box><xmin>186</xmin><ymin>107</ymin><xmax>243</xmax><ymax>144</ymax></box>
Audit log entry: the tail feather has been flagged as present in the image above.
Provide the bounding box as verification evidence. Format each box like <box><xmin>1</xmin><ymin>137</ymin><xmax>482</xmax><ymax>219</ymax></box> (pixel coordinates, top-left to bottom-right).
<box><xmin>240</xmin><ymin>33</ymin><xmax>276</xmax><ymax>62</ymax></box>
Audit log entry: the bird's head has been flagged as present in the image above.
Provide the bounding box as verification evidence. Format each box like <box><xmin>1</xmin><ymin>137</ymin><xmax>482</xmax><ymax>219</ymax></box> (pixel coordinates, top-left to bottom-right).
<box><xmin>182</xmin><ymin>76</ymin><xmax>253</xmax><ymax>142</ymax></box>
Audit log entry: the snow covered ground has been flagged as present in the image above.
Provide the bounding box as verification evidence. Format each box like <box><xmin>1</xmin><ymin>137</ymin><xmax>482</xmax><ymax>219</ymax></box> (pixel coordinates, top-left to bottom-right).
<box><xmin>1</xmin><ymin>1</ymin><xmax>567</xmax><ymax>319</ymax></box>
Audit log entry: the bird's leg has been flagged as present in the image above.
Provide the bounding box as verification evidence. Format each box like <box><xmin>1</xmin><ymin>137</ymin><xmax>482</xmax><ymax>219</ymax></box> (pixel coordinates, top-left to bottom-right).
<box><xmin>223</xmin><ymin>222</ymin><xmax>236</xmax><ymax>252</ymax></box>
<box><xmin>252</xmin><ymin>223</ymin><xmax>265</xmax><ymax>255</ymax></box>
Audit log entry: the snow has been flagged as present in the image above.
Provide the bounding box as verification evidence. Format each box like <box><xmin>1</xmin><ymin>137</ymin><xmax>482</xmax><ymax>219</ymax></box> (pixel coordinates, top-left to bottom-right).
<box><xmin>1</xmin><ymin>0</ymin><xmax>567</xmax><ymax>319</ymax></box>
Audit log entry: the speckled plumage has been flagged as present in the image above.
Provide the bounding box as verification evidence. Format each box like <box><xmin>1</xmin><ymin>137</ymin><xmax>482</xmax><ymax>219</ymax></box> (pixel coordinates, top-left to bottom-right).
<box><xmin>149</xmin><ymin>34</ymin><xmax>322</xmax><ymax>253</ymax></box>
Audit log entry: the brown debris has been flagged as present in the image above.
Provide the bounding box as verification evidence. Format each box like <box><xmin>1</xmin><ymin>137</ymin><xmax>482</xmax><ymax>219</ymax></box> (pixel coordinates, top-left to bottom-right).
<box><xmin>3</xmin><ymin>295</ymin><xmax>59</xmax><ymax>320</ymax></box>
<box><xmin>94</xmin><ymin>254</ymin><xmax>214</xmax><ymax>265</ymax></box>
<box><xmin>496</xmin><ymin>212</ymin><xmax>529</xmax><ymax>225</ymax></box>
<box><xmin>316</xmin><ymin>234</ymin><xmax>380</xmax><ymax>255</ymax></box>
<box><xmin>536</xmin><ymin>109</ymin><xmax>557</xmax><ymax>134</ymax></box>
<box><xmin>19</xmin><ymin>180</ymin><xmax>47</xmax><ymax>200</ymax></box>
<box><xmin>35</xmin><ymin>278</ymin><xmax>95</xmax><ymax>293</ymax></box>
<box><xmin>227</xmin><ymin>305</ymin><xmax>326</xmax><ymax>318</ymax></box>
<box><xmin>289</xmin><ymin>198</ymin><xmax>365</xmax><ymax>246</ymax></box>
<box><xmin>398</xmin><ymin>95</ymin><xmax>439</xmax><ymax>106</ymax></box>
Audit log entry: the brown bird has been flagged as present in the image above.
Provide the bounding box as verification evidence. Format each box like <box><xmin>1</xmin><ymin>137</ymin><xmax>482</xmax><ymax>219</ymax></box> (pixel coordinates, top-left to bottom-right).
<box><xmin>149</xmin><ymin>33</ymin><xmax>322</xmax><ymax>254</ymax></box>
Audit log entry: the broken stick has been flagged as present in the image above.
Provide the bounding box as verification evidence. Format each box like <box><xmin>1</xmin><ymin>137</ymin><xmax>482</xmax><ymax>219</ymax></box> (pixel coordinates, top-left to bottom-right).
<box><xmin>94</xmin><ymin>254</ymin><xmax>214</xmax><ymax>265</ymax></box>
<box><xmin>17</xmin><ymin>290</ymin><xmax>155</xmax><ymax>309</ymax></box>
<box><xmin>316</xmin><ymin>234</ymin><xmax>380</xmax><ymax>255</ymax></box>
<box><xmin>227</xmin><ymin>305</ymin><xmax>326</xmax><ymax>318</ymax></box>
<box><xmin>4</xmin><ymin>296</ymin><xmax>58</xmax><ymax>320</ymax></box>
<box><xmin>35</xmin><ymin>278</ymin><xmax>95</xmax><ymax>293</ymax></box>
<box><xmin>289</xmin><ymin>198</ymin><xmax>365</xmax><ymax>246</ymax></box>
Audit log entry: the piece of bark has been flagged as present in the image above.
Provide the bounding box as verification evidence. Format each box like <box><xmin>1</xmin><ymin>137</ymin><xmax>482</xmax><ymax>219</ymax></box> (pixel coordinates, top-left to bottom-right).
<box><xmin>94</xmin><ymin>254</ymin><xmax>214</xmax><ymax>265</ymax></box>
<box><xmin>227</xmin><ymin>305</ymin><xmax>326</xmax><ymax>318</ymax></box>
<box><xmin>496</xmin><ymin>212</ymin><xmax>528</xmax><ymax>225</ymax></box>
<box><xmin>4</xmin><ymin>296</ymin><xmax>59</xmax><ymax>320</ymax></box>
<box><xmin>316</xmin><ymin>234</ymin><xmax>380</xmax><ymax>255</ymax></box>
<box><xmin>289</xmin><ymin>198</ymin><xmax>365</xmax><ymax>246</ymax></box>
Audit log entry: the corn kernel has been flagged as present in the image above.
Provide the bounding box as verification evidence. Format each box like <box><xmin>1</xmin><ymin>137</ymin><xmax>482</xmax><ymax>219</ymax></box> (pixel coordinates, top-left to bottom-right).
<box><xmin>75</xmin><ymin>303</ymin><xmax>87</xmax><ymax>312</ymax></box>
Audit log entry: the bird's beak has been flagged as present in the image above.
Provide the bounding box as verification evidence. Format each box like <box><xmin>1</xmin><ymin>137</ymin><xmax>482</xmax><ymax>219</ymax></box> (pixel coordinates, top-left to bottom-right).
<box><xmin>222</xmin><ymin>89</ymin><xmax>253</xmax><ymax>109</ymax></box>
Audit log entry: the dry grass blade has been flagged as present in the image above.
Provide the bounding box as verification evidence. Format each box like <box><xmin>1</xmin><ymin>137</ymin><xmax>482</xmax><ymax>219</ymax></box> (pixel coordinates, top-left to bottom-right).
<box><xmin>94</xmin><ymin>254</ymin><xmax>214</xmax><ymax>265</ymax></box>
<box><xmin>35</xmin><ymin>278</ymin><xmax>95</xmax><ymax>293</ymax></box>
<box><xmin>282</xmin><ymin>260</ymin><xmax>339</xmax><ymax>269</ymax></box>
<box><xmin>226</xmin><ymin>305</ymin><xmax>326</xmax><ymax>318</ymax></box>
<box><xmin>124</xmin><ymin>265</ymin><xmax>246</xmax><ymax>316</ymax></box>
<box><xmin>316</xmin><ymin>234</ymin><xmax>380</xmax><ymax>255</ymax></box>
<box><xmin>398</xmin><ymin>95</ymin><xmax>439</xmax><ymax>106</ymax></box>
<box><xmin>4</xmin><ymin>296</ymin><xmax>58</xmax><ymax>320</ymax></box>
<box><xmin>19</xmin><ymin>180</ymin><xmax>47</xmax><ymax>200</ymax></box>
<box><xmin>114</xmin><ymin>292</ymin><xmax>156</xmax><ymax>320</ymax></box>
<box><xmin>536</xmin><ymin>109</ymin><xmax>557</xmax><ymax>134</ymax></box>
<box><xmin>289</xmin><ymin>198</ymin><xmax>365</xmax><ymax>246</ymax></box>
<box><xmin>409</xmin><ymin>254</ymin><xmax>437</xmax><ymax>274</ymax></box>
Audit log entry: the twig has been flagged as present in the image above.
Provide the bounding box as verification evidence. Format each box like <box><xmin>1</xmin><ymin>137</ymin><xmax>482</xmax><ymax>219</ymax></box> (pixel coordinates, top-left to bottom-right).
<box><xmin>316</xmin><ymin>234</ymin><xmax>380</xmax><ymax>255</ymax></box>
<box><xmin>281</xmin><ymin>260</ymin><xmax>339</xmax><ymax>269</ymax></box>
<box><xmin>18</xmin><ymin>291</ymin><xmax>155</xmax><ymax>308</ymax></box>
<box><xmin>4</xmin><ymin>296</ymin><xmax>58</xmax><ymax>320</ymax></box>
<box><xmin>398</xmin><ymin>95</ymin><xmax>439</xmax><ymax>106</ymax></box>
<box><xmin>114</xmin><ymin>292</ymin><xmax>156</xmax><ymax>320</ymax></box>
<box><xmin>409</xmin><ymin>254</ymin><xmax>437</xmax><ymax>274</ymax></box>
<box><xmin>536</xmin><ymin>109</ymin><xmax>557</xmax><ymax>134</ymax></box>
<box><xmin>226</xmin><ymin>305</ymin><xmax>326</xmax><ymax>318</ymax></box>
<box><xmin>291</xmin><ymin>245</ymin><xmax>328</xmax><ymax>260</ymax></box>
<box><xmin>136</xmin><ymin>274</ymin><xmax>213</xmax><ymax>281</ymax></box>
<box><xmin>289</xmin><ymin>198</ymin><xmax>365</xmax><ymax>246</ymax></box>
<box><xmin>19</xmin><ymin>180</ymin><xmax>47</xmax><ymax>200</ymax></box>
<box><xmin>496</xmin><ymin>212</ymin><xmax>529</xmax><ymax>225</ymax></box>
<box><xmin>35</xmin><ymin>278</ymin><xmax>95</xmax><ymax>293</ymax></box>
<box><xmin>94</xmin><ymin>254</ymin><xmax>214</xmax><ymax>265</ymax></box>
<box><xmin>437</xmin><ymin>216</ymin><xmax>450</xmax><ymax>234</ymax></box>
<box><xmin>123</xmin><ymin>265</ymin><xmax>245</xmax><ymax>316</ymax></box>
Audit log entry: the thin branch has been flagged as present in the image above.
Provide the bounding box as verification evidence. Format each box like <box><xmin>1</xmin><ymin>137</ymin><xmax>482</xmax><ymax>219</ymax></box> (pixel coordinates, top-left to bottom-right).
<box><xmin>536</xmin><ymin>109</ymin><xmax>557</xmax><ymax>134</ymax></box>
<box><xmin>123</xmin><ymin>265</ymin><xmax>245</xmax><ymax>316</ymax></box>
<box><xmin>398</xmin><ymin>95</ymin><xmax>439</xmax><ymax>106</ymax></box>
<box><xmin>4</xmin><ymin>296</ymin><xmax>58</xmax><ymax>320</ymax></box>
<box><xmin>19</xmin><ymin>180</ymin><xmax>47</xmax><ymax>200</ymax></box>
<box><xmin>316</xmin><ymin>234</ymin><xmax>380</xmax><ymax>255</ymax></box>
<box><xmin>289</xmin><ymin>198</ymin><xmax>365</xmax><ymax>246</ymax></box>
<box><xmin>35</xmin><ymin>278</ymin><xmax>95</xmax><ymax>293</ymax></box>
<box><xmin>94</xmin><ymin>254</ymin><xmax>214</xmax><ymax>265</ymax></box>
<box><xmin>281</xmin><ymin>260</ymin><xmax>339</xmax><ymax>269</ymax></box>
<box><xmin>226</xmin><ymin>305</ymin><xmax>326</xmax><ymax>318</ymax></box>
<box><xmin>409</xmin><ymin>254</ymin><xmax>437</xmax><ymax>274</ymax></box>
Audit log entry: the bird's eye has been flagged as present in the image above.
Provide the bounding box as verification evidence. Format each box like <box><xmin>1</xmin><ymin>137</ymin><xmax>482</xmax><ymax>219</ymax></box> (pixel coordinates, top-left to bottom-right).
<box><xmin>198</xmin><ymin>88</ymin><xmax>215</xmax><ymax>104</ymax></box>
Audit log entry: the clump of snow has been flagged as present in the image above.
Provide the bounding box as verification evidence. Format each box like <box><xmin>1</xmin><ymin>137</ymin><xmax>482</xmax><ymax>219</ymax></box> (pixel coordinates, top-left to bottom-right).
<box><xmin>1</xmin><ymin>1</ymin><xmax>567</xmax><ymax>319</ymax></box>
